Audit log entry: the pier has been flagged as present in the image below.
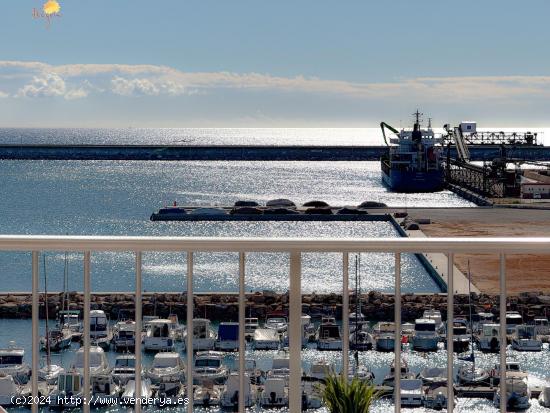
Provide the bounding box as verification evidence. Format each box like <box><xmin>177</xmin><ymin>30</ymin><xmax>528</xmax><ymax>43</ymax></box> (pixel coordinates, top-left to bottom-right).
<box><xmin>1</xmin><ymin>144</ymin><xmax>550</xmax><ymax>161</ymax></box>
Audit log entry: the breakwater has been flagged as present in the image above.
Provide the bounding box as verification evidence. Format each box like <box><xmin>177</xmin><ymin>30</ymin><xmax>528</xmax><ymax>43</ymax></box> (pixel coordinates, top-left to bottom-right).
<box><xmin>2</xmin><ymin>291</ymin><xmax>549</xmax><ymax>322</ymax></box>
<box><xmin>1</xmin><ymin>144</ymin><xmax>550</xmax><ymax>161</ymax></box>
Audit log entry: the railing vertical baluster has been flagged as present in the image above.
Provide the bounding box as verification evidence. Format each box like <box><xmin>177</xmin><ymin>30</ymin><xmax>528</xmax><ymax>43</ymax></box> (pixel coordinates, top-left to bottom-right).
<box><xmin>186</xmin><ymin>252</ymin><xmax>193</xmax><ymax>413</ymax></box>
<box><xmin>447</xmin><ymin>253</ymin><xmax>454</xmax><ymax>412</ymax></box>
<box><xmin>342</xmin><ymin>252</ymin><xmax>349</xmax><ymax>378</ymax></box>
<box><xmin>499</xmin><ymin>254</ymin><xmax>507</xmax><ymax>413</ymax></box>
<box><xmin>83</xmin><ymin>251</ymin><xmax>91</xmax><ymax>413</ymax></box>
<box><xmin>238</xmin><ymin>252</ymin><xmax>246</xmax><ymax>412</ymax></box>
<box><xmin>394</xmin><ymin>253</ymin><xmax>401</xmax><ymax>413</ymax></box>
<box><xmin>289</xmin><ymin>251</ymin><xmax>301</xmax><ymax>413</ymax></box>
<box><xmin>31</xmin><ymin>251</ymin><xmax>39</xmax><ymax>413</ymax></box>
<box><xmin>135</xmin><ymin>252</ymin><xmax>142</xmax><ymax>412</ymax></box>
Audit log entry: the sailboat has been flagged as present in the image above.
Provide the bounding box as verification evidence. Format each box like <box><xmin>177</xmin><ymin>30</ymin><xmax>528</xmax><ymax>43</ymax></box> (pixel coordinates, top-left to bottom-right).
<box><xmin>456</xmin><ymin>262</ymin><xmax>489</xmax><ymax>385</ymax></box>
<box><xmin>38</xmin><ymin>254</ymin><xmax>66</xmax><ymax>384</ymax></box>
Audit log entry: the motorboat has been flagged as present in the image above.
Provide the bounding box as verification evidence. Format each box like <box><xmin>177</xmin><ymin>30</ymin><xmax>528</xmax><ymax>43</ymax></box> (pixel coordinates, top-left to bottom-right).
<box><xmin>38</xmin><ymin>362</ymin><xmax>65</xmax><ymax>385</ymax></box>
<box><xmin>267</xmin><ymin>354</ymin><xmax>291</xmax><ymax>380</ymax></box>
<box><xmin>112</xmin><ymin>320</ymin><xmax>136</xmax><ymax>351</ymax></box>
<box><xmin>112</xmin><ymin>354</ymin><xmax>140</xmax><ymax>385</ymax></box>
<box><xmin>348</xmin><ymin>365</ymin><xmax>375</xmax><ymax>383</ymax></box>
<box><xmin>253</xmin><ymin>328</ymin><xmax>280</xmax><ymax>350</ymax></box>
<box><xmin>539</xmin><ymin>385</ymin><xmax>550</xmax><ymax>408</ymax></box>
<box><xmin>245</xmin><ymin>317</ymin><xmax>259</xmax><ymax>340</ymax></box>
<box><xmin>260</xmin><ymin>377</ymin><xmax>288</xmax><ymax>408</ymax></box>
<box><xmin>449</xmin><ymin>322</ymin><xmax>470</xmax><ymax>353</ymax></box>
<box><xmin>489</xmin><ymin>361</ymin><xmax>528</xmax><ymax>386</ymax></box>
<box><xmin>382</xmin><ymin>360</ymin><xmax>415</xmax><ymax>387</ymax></box>
<box><xmin>418</xmin><ymin>367</ymin><xmax>447</xmax><ymax>386</ymax></box>
<box><xmin>457</xmin><ymin>363</ymin><xmax>489</xmax><ymax>386</ymax></box>
<box><xmin>398</xmin><ymin>379</ymin><xmax>424</xmax><ymax>407</ymax></box>
<box><xmin>308</xmin><ymin>360</ymin><xmax>331</xmax><ymax>382</ymax></box>
<box><xmin>472</xmin><ymin>312</ymin><xmax>494</xmax><ymax>332</ymax></box>
<box><xmin>349</xmin><ymin>312</ymin><xmax>366</xmax><ymax>324</ymax></box>
<box><xmin>120</xmin><ymin>378</ymin><xmax>153</xmax><ymax>405</ymax></box>
<box><xmin>143</xmin><ymin>319</ymin><xmax>175</xmax><ymax>351</ymax></box>
<box><xmin>146</xmin><ymin>352</ymin><xmax>185</xmax><ymax>384</ymax></box>
<box><xmin>48</xmin><ymin>372</ymin><xmax>84</xmax><ymax>408</ymax></box>
<box><xmin>193</xmin><ymin>351</ymin><xmax>229</xmax><ymax>384</ymax></box>
<box><xmin>0</xmin><ymin>374</ymin><xmax>30</xmax><ymax>406</ymax></box>
<box><xmin>423</xmin><ymin>309</ymin><xmax>444</xmax><ymax>333</ymax></box>
<box><xmin>281</xmin><ymin>314</ymin><xmax>315</xmax><ymax>347</ymax></box>
<box><xmin>234</xmin><ymin>357</ymin><xmax>265</xmax><ymax>385</ymax></box>
<box><xmin>505</xmin><ymin>311</ymin><xmax>523</xmax><ymax>335</ymax></box>
<box><xmin>215</xmin><ymin>322</ymin><xmax>239</xmax><ymax>351</ymax></box>
<box><xmin>40</xmin><ymin>328</ymin><xmax>72</xmax><ymax>352</ymax></box>
<box><xmin>301</xmin><ymin>379</ymin><xmax>323</xmax><ymax>409</ymax></box>
<box><xmin>423</xmin><ymin>385</ymin><xmax>448</xmax><ymax>410</ymax></box>
<box><xmin>317</xmin><ymin>321</ymin><xmax>342</xmax><ymax>351</ymax></box>
<box><xmin>183</xmin><ymin>318</ymin><xmax>216</xmax><ymax>351</ymax></box>
<box><xmin>494</xmin><ymin>377</ymin><xmax>531</xmax><ymax>411</ymax></box>
<box><xmin>349</xmin><ymin>329</ymin><xmax>372</xmax><ymax>351</ymax></box>
<box><xmin>193</xmin><ymin>381</ymin><xmax>221</xmax><ymax>407</ymax></box>
<box><xmin>220</xmin><ymin>372</ymin><xmax>257</xmax><ymax>408</ymax></box>
<box><xmin>533</xmin><ymin>317</ymin><xmax>550</xmax><ymax>336</ymax></box>
<box><xmin>72</xmin><ymin>346</ymin><xmax>110</xmax><ymax>377</ymax></box>
<box><xmin>372</xmin><ymin>322</ymin><xmax>395</xmax><ymax>352</ymax></box>
<box><xmin>477</xmin><ymin>323</ymin><xmax>501</xmax><ymax>353</ymax></box>
<box><xmin>412</xmin><ymin>318</ymin><xmax>439</xmax><ymax>351</ymax></box>
<box><xmin>511</xmin><ymin>325</ymin><xmax>542</xmax><ymax>352</ymax></box>
<box><xmin>167</xmin><ymin>314</ymin><xmax>184</xmax><ymax>341</ymax></box>
<box><xmin>88</xmin><ymin>310</ymin><xmax>111</xmax><ymax>351</ymax></box>
<box><xmin>155</xmin><ymin>381</ymin><xmax>186</xmax><ymax>406</ymax></box>
<box><xmin>0</xmin><ymin>343</ymin><xmax>31</xmax><ymax>383</ymax></box>
<box><xmin>142</xmin><ymin>315</ymin><xmax>160</xmax><ymax>332</ymax></box>
<box><xmin>265</xmin><ymin>316</ymin><xmax>288</xmax><ymax>334</ymax></box>
<box><xmin>59</xmin><ymin>310</ymin><xmax>83</xmax><ymax>340</ymax></box>
<box><xmin>90</xmin><ymin>374</ymin><xmax>120</xmax><ymax>407</ymax></box>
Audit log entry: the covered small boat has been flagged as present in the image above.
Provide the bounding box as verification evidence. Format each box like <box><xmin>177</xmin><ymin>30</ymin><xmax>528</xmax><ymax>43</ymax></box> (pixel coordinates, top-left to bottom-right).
<box><xmin>215</xmin><ymin>322</ymin><xmax>239</xmax><ymax>351</ymax></box>
<box><xmin>253</xmin><ymin>328</ymin><xmax>280</xmax><ymax>350</ymax></box>
<box><xmin>0</xmin><ymin>343</ymin><xmax>31</xmax><ymax>383</ymax></box>
<box><xmin>260</xmin><ymin>377</ymin><xmax>288</xmax><ymax>408</ymax></box>
<box><xmin>398</xmin><ymin>379</ymin><xmax>423</xmax><ymax>407</ymax></box>
<box><xmin>220</xmin><ymin>372</ymin><xmax>257</xmax><ymax>408</ymax></box>
<box><xmin>494</xmin><ymin>377</ymin><xmax>531</xmax><ymax>411</ymax></box>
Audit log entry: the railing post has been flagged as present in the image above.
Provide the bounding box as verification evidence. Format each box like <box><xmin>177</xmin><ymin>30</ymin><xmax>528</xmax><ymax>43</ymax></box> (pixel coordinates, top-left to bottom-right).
<box><xmin>186</xmin><ymin>252</ymin><xmax>193</xmax><ymax>413</ymax></box>
<box><xmin>83</xmin><ymin>251</ymin><xmax>91</xmax><ymax>413</ymax></box>
<box><xmin>342</xmin><ymin>252</ymin><xmax>349</xmax><ymax>379</ymax></box>
<box><xmin>447</xmin><ymin>253</ymin><xmax>454</xmax><ymax>412</ymax></box>
<box><xmin>289</xmin><ymin>251</ymin><xmax>302</xmax><ymax>413</ymax></box>
<box><xmin>238</xmin><ymin>252</ymin><xmax>246</xmax><ymax>413</ymax></box>
<box><xmin>394</xmin><ymin>253</ymin><xmax>401</xmax><ymax>413</ymax></box>
<box><xmin>31</xmin><ymin>251</ymin><xmax>39</xmax><ymax>413</ymax></box>
<box><xmin>499</xmin><ymin>254</ymin><xmax>507</xmax><ymax>413</ymax></box>
<box><xmin>134</xmin><ymin>252</ymin><xmax>142</xmax><ymax>413</ymax></box>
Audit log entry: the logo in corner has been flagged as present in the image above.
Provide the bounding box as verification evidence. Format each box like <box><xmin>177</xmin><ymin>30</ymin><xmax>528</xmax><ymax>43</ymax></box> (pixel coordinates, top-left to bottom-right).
<box><xmin>33</xmin><ymin>0</ymin><xmax>62</xmax><ymax>27</ymax></box>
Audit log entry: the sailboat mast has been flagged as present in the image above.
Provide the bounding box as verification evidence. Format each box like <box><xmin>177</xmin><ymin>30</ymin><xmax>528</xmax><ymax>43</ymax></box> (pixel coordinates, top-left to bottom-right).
<box><xmin>467</xmin><ymin>260</ymin><xmax>474</xmax><ymax>371</ymax></box>
<box><xmin>43</xmin><ymin>254</ymin><xmax>51</xmax><ymax>367</ymax></box>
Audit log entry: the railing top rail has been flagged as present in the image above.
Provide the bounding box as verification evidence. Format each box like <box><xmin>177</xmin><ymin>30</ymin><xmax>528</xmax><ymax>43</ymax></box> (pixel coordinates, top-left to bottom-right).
<box><xmin>0</xmin><ymin>235</ymin><xmax>549</xmax><ymax>254</ymax></box>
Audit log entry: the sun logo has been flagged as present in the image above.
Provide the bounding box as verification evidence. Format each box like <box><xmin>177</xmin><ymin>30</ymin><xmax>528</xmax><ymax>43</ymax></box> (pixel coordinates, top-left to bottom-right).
<box><xmin>43</xmin><ymin>0</ymin><xmax>61</xmax><ymax>16</ymax></box>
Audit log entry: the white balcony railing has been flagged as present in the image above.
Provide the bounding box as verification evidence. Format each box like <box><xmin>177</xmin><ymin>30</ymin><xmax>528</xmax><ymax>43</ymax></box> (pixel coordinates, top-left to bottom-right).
<box><xmin>1</xmin><ymin>235</ymin><xmax>549</xmax><ymax>413</ymax></box>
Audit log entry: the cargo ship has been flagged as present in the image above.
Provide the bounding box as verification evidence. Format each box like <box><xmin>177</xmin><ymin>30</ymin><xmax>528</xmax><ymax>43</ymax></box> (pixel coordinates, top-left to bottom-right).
<box><xmin>380</xmin><ymin>111</ymin><xmax>444</xmax><ymax>192</ymax></box>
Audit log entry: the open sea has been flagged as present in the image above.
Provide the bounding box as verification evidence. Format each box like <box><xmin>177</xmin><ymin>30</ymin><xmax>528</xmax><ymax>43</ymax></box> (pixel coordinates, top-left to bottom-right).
<box><xmin>0</xmin><ymin>128</ymin><xmax>548</xmax><ymax>412</ymax></box>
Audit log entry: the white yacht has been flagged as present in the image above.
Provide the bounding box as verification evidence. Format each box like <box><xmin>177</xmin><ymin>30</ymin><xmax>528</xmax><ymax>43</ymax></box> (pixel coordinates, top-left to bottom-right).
<box><xmin>155</xmin><ymin>381</ymin><xmax>186</xmax><ymax>406</ymax></box>
<box><xmin>220</xmin><ymin>372</ymin><xmax>257</xmax><ymax>408</ymax></box>
<box><xmin>399</xmin><ymin>379</ymin><xmax>423</xmax><ymax>407</ymax></box>
<box><xmin>511</xmin><ymin>325</ymin><xmax>542</xmax><ymax>352</ymax></box>
<box><xmin>38</xmin><ymin>363</ymin><xmax>65</xmax><ymax>384</ymax></box>
<box><xmin>477</xmin><ymin>323</ymin><xmax>501</xmax><ymax>353</ymax></box>
<box><xmin>268</xmin><ymin>354</ymin><xmax>291</xmax><ymax>380</ymax></box>
<box><xmin>112</xmin><ymin>354</ymin><xmax>141</xmax><ymax>385</ymax></box>
<box><xmin>183</xmin><ymin>318</ymin><xmax>217</xmax><ymax>351</ymax></box>
<box><xmin>90</xmin><ymin>374</ymin><xmax>120</xmax><ymax>407</ymax></box>
<box><xmin>167</xmin><ymin>314</ymin><xmax>184</xmax><ymax>341</ymax></box>
<box><xmin>48</xmin><ymin>372</ymin><xmax>84</xmax><ymax>408</ymax></box>
<box><xmin>72</xmin><ymin>346</ymin><xmax>110</xmax><ymax>377</ymax></box>
<box><xmin>0</xmin><ymin>343</ymin><xmax>31</xmax><ymax>383</ymax></box>
<box><xmin>146</xmin><ymin>352</ymin><xmax>185</xmax><ymax>384</ymax></box>
<box><xmin>59</xmin><ymin>310</ymin><xmax>83</xmax><ymax>340</ymax></box>
<box><xmin>265</xmin><ymin>316</ymin><xmax>288</xmax><ymax>333</ymax></box>
<box><xmin>317</xmin><ymin>321</ymin><xmax>342</xmax><ymax>351</ymax></box>
<box><xmin>253</xmin><ymin>328</ymin><xmax>280</xmax><ymax>350</ymax></box>
<box><xmin>473</xmin><ymin>312</ymin><xmax>494</xmax><ymax>332</ymax></box>
<box><xmin>260</xmin><ymin>377</ymin><xmax>288</xmax><ymax>408</ymax></box>
<box><xmin>423</xmin><ymin>386</ymin><xmax>448</xmax><ymax>410</ymax></box>
<box><xmin>505</xmin><ymin>311</ymin><xmax>523</xmax><ymax>335</ymax></box>
<box><xmin>245</xmin><ymin>317</ymin><xmax>259</xmax><ymax>340</ymax></box>
<box><xmin>40</xmin><ymin>328</ymin><xmax>72</xmax><ymax>352</ymax></box>
<box><xmin>372</xmin><ymin>322</ymin><xmax>395</xmax><ymax>352</ymax></box>
<box><xmin>193</xmin><ymin>382</ymin><xmax>221</xmax><ymax>407</ymax></box>
<box><xmin>0</xmin><ymin>374</ymin><xmax>30</xmax><ymax>406</ymax></box>
<box><xmin>539</xmin><ymin>385</ymin><xmax>550</xmax><ymax>408</ymax></box>
<box><xmin>457</xmin><ymin>363</ymin><xmax>489</xmax><ymax>386</ymax></box>
<box><xmin>89</xmin><ymin>309</ymin><xmax>111</xmax><ymax>351</ymax></box>
<box><xmin>382</xmin><ymin>359</ymin><xmax>415</xmax><ymax>387</ymax></box>
<box><xmin>143</xmin><ymin>319</ymin><xmax>175</xmax><ymax>351</ymax></box>
<box><xmin>489</xmin><ymin>361</ymin><xmax>528</xmax><ymax>385</ymax></box>
<box><xmin>308</xmin><ymin>360</ymin><xmax>331</xmax><ymax>381</ymax></box>
<box><xmin>193</xmin><ymin>351</ymin><xmax>228</xmax><ymax>384</ymax></box>
<box><xmin>533</xmin><ymin>317</ymin><xmax>550</xmax><ymax>335</ymax></box>
<box><xmin>120</xmin><ymin>378</ymin><xmax>153</xmax><ymax>405</ymax></box>
<box><xmin>281</xmin><ymin>314</ymin><xmax>315</xmax><ymax>347</ymax></box>
<box><xmin>412</xmin><ymin>318</ymin><xmax>439</xmax><ymax>351</ymax></box>
<box><xmin>348</xmin><ymin>365</ymin><xmax>375</xmax><ymax>383</ymax></box>
<box><xmin>494</xmin><ymin>377</ymin><xmax>531</xmax><ymax>411</ymax></box>
<box><xmin>423</xmin><ymin>309</ymin><xmax>444</xmax><ymax>332</ymax></box>
<box><xmin>112</xmin><ymin>320</ymin><xmax>136</xmax><ymax>351</ymax></box>
<box><xmin>215</xmin><ymin>322</ymin><xmax>239</xmax><ymax>351</ymax></box>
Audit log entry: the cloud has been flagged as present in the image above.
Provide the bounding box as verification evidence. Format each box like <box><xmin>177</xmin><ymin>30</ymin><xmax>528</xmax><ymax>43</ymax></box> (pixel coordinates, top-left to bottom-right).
<box><xmin>0</xmin><ymin>91</ymin><xmax>8</xmax><ymax>98</ymax></box>
<box><xmin>1</xmin><ymin>60</ymin><xmax>550</xmax><ymax>103</ymax></box>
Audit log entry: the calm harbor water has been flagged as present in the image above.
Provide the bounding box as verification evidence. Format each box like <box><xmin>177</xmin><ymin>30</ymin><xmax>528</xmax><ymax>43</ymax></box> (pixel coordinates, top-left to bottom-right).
<box><xmin>0</xmin><ymin>158</ymin><xmax>471</xmax><ymax>293</ymax></box>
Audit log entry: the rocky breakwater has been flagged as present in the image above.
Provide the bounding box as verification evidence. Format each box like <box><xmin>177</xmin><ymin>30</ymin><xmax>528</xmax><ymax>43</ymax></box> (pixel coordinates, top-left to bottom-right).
<box><xmin>1</xmin><ymin>291</ymin><xmax>550</xmax><ymax>322</ymax></box>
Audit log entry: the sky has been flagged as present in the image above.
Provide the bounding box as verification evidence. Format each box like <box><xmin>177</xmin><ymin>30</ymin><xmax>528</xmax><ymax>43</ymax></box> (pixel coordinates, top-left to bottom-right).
<box><xmin>0</xmin><ymin>0</ymin><xmax>549</xmax><ymax>127</ymax></box>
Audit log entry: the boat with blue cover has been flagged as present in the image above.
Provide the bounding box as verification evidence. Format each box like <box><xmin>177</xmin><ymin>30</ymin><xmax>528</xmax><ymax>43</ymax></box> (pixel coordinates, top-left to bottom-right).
<box><xmin>380</xmin><ymin>111</ymin><xmax>444</xmax><ymax>192</ymax></box>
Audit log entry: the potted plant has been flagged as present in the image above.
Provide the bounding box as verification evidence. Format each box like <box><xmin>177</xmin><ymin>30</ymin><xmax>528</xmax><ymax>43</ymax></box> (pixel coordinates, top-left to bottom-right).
<box><xmin>318</xmin><ymin>373</ymin><xmax>381</xmax><ymax>413</ymax></box>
